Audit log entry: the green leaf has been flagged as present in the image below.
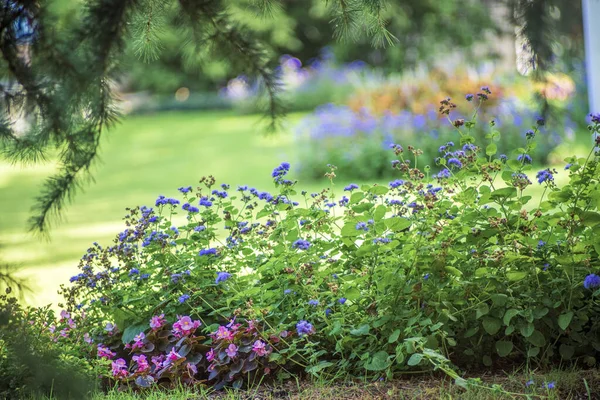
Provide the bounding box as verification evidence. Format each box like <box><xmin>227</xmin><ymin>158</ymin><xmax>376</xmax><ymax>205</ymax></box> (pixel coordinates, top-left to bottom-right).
<box><xmin>122</xmin><ymin>322</ymin><xmax>147</xmax><ymax>344</ymax></box>
<box><xmin>486</xmin><ymin>143</ymin><xmax>497</xmax><ymax>156</ymax></box>
<box><xmin>370</xmin><ymin>186</ymin><xmax>389</xmax><ymax>195</ymax></box>
<box><xmin>527</xmin><ymin>347</ymin><xmax>540</xmax><ymax>357</ymax></box>
<box><xmin>388</xmin><ymin>329</ymin><xmax>401</xmax><ymax>344</ymax></box>
<box><xmin>520</xmin><ymin>322</ymin><xmax>534</xmax><ymax>338</ymax></box>
<box><xmin>445</xmin><ymin>266</ymin><xmax>463</xmax><ymax>277</ymax></box>
<box><xmin>558</xmin><ymin>311</ymin><xmax>574</xmax><ymax>331</ymax></box>
<box><xmin>306</xmin><ymin>361</ymin><xmax>334</xmax><ymax>375</ymax></box>
<box><xmin>559</xmin><ymin>344</ymin><xmax>575</xmax><ymax>360</ymax></box>
<box><xmin>579</xmin><ymin>211</ymin><xmax>600</xmax><ymax>227</ymax></box>
<box><xmin>496</xmin><ymin>340</ymin><xmax>513</xmax><ymax>357</ymax></box>
<box><xmin>350</xmin><ymin>324</ymin><xmax>370</xmax><ymax>336</ymax></box>
<box><xmin>365</xmin><ymin>351</ymin><xmax>390</xmax><ymax>371</ymax></box>
<box><xmin>491</xmin><ymin>187</ymin><xmax>517</xmax><ymax>199</ymax></box>
<box><xmin>475</xmin><ymin>303</ymin><xmax>489</xmax><ymax>319</ymax></box>
<box><xmin>482</xmin><ymin>317</ymin><xmax>501</xmax><ymax>335</ymax></box>
<box><xmin>385</xmin><ymin>217</ymin><xmax>411</xmax><ymax>232</ymax></box>
<box><xmin>506</xmin><ymin>271</ymin><xmax>527</xmax><ymax>281</ymax></box>
<box><xmin>374</xmin><ymin>205</ymin><xmax>387</xmax><ymax>221</ymax></box>
<box><xmin>490</xmin><ymin>294</ymin><xmax>508</xmax><ymax>307</ymax></box>
<box><xmin>341</xmin><ymin>223</ymin><xmax>361</xmax><ymax>237</ymax></box>
<box><xmin>350</xmin><ymin>192</ymin><xmax>364</xmax><ymax>204</ymax></box>
<box><xmin>526</xmin><ymin>330</ymin><xmax>546</xmax><ymax>347</ymax></box>
<box><xmin>407</xmin><ymin>353</ymin><xmax>423</xmax><ymax>366</ymax></box>
<box><xmin>482</xmin><ymin>355</ymin><xmax>493</xmax><ymax>366</ymax></box>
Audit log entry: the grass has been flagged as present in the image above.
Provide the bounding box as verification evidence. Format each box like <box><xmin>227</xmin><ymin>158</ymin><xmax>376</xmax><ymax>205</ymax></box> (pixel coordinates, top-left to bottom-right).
<box><xmin>29</xmin><ymin>368</ymin><xmax>599</xmax><ymax>399</ymax></box>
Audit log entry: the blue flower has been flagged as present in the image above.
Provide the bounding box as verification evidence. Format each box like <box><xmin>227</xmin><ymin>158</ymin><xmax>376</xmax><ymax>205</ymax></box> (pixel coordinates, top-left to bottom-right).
<box><xmin>338</xmin><ymin>298</ymin><xmax>346</xmax><ymax>304</ymax></box>
<box><xmin>308</xmin><ymin>299</ymin><xmax>319</xmax><ymax>306</ymax></box>
<box><xmin>199</xmin><ymin>197</ymin><xmax>213</xmax><ymax>207</ymax></box>
<box><xmin>389</xmin><ymin>179</ymin><xmax>405</xmax><ymax>189</ymax></box>
<box><xmin>525</xmin><ymin>380</ymin><xmax>534</xmax><ymax>387</ymax></box>
<box><xmin>338</xmin><ymin>196</ymin><xmax>349</xmax><ymax>206</ymax></box>
<box><xmin>272</xmin><ymin>162</ymin><xmax>291</xmax><ymax>183</ymax></box>
<box><xmin>436</xmin><ymin>168</ymin><xmax>452</xmax><ymax>179</ymax></box>
<box><xmin>170</xmin><ymin>226</ymin><xmax>179</xmax><ymax>235</ymax></box>
<box><xmin>211</xmin><ymin>190</ymin><xmax>228</xmax><ymax>199</ymax></box>
<box><xmin>292</xmin><ymin>239</ymin><xmax>311</xmax><ymax>250</ymax></box>
<box><xmin>237</xmin><ymin>185</ymin><xmax>248</xmax><ymax>191</ymax></box>
<box><xmin>199</xmin><ymin>248</ymin><xmax>218</xmax><ymax>256</ymax></box>
<box><xmin>215</xmin><ymin>271</ymin><xmax>231</xmax><ymax>284</ymax></box>
<box><xmin>536</xmin><ymin>116</ymin><xmax>545</xmax><ymax>126</ymax></box>
<box><xmin>537</xmin><ymin>240</ymin><xmax>546</xmax><ymax>248</ymax></box>
<box><xmin>355</xmin><ymin>222</ymin><xmax>368</xmax><ymax>231</ymax></box>
<box><xmin>424</xmin><ymin>273</ymin><xmax>430</xmax><ymax>280</ymax></box>
<box><xmin>171</xmin><ymin>273</ymin><xmax>183</xmax><ymax>284</ymax></box>
<box><xmin>182</xmin><ymin>203</ymin><xmax>199</xmax><ymax>213</ymax></box>
<box><xmin>465</xmin><ymin>94</ymin><xmax>474</xmax><ymax>101</ymax></box>
<box><xmin>564</xmin><ymin>163</ymin><xmax>572</xmax><ymax>170</ymax></box>
<box><xmin>438</xmin><ymin>145</ymin><xmax>447</xmax><ymax>153</ymax></box>
<box><xmin>463</xmin><ymin>143</ymin><xmax>476</xmax><ymax>152</ymax></box>
<box><xmin>284</xmin><ymin>289</ymin><xmax>292</xmax><ymax>294</ymax></box>
<box><xmin>178</xmin><ymin>294</ymin><xmax>190</xmax><ymax>303</ymax></box>
<box><xmin>325</xmin><ymin>308</ymin><xmax>332</xmax><ymax>317</ymax></box>
<box><xmin>296</xmin><ymin>320</ymin><xmax>314</xmax><ymax>336</ymax></box>
<box><xmin>194</xmin><ymin>225</ymin><xmax>206</xmax><ymax>232</ymax></box>
<box><xmin>584</xmin><ymin>273</ymin><xmax>600</xmax><ymax>289</ymax></box>
<box><xmin>544</xmin><ymin>381</ymin><xmax>555</xmax><ymax>389</ymax></box>
<box><xmin>129</xmin><ymin>269</ymin><xmax>139</xmax><ymax>277</ymax></box>
<box><xmin>448</xmin><ymin>158</ymin><xmax>463</xmax><ymax>169</ymax></box>
<box><xmin>518</xmin><ymin>154</ymin><xmax>532</xmax><ymax>164</ymax></box>
<box><xmin>344</xmin><ymin>183</ymin><xmax>359</xmax><ymax>191</ymax></box>
<box><xmin>499</xmin><ymin>154</ymin><xmax>508</xmax><ymax>162</ymax></box>
<box><xmin>525</xmin><ymin>129</ymin><xmax>535</xmax><ymax>139</ymax></box>
<box><xmin>536</xmin><ymin>169</ymin><xmax>553</xmax><ymax>184</ymax></box>
<box><xmin>140</xmin><ymin>273</ymin><xmax>150</xmax><ymax>279</ymax></box>
<box><xmin>178</xmin><ymin>186</ymin><xmax>192</xmax><ymax>193</ymax></box>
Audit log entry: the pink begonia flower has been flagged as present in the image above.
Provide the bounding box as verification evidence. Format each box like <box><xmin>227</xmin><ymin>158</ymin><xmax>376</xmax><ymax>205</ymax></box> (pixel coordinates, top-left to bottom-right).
<box><xmin>67</xmin><ymin>319</ymin><xmax>76</xmax><ymax>329</ymax></box>
<box><xmin>48</xmin><ymin>325</ymin><xmax>56</xmax><ymax>334</ymax></box>
<box><xmin>111</xmin><ymin>358</ymin><xmax>128</xmax><ymax>378</ymax></box>
<box><xmin>252</xmin><ymin>340</ymin><xmax>268</xmax><ymax>357</ymax></box>
<box><xmin>132</xmin><ymin>354</ymin><xmax>150</xmax><ymax>373</ymax></box>
<box><xmin>83</xmin><ymin>333</ymin><xmax>93</xmax><ymax>344</ymax></box>
<box><xmin>172</xmin><ymin>316</ymin><xmax>201</xmax><ymax>337</ymax></box>
<box><xmin>132</xmin><ymin>332</ymin><xmax>145</xmax><ymax>350</ymax></box>
<box><xmin>166</xmin><ymin>348</ymin><xmax>182</xmax><ymax>362</ymax></box>
<box><xmin>151</xmin><ymin>355</ymin><xmax>165</xmax><ymax>369</ymax></box>
<box><xmin>59</xmin><ymin>328</ymin><xmax>69</xmax><ymax>338</ymax></box>
<box><xmin>60</xmin><ymin>310</ymin><xmax>70</xmax><ymax>320</ymax></box>
<box><xmin>214</xmin><ymin>325</ymin><xmax>234</xmax><ymax>341</ymax></box>
<box><xmin>186</xmin><ymin>363</ymin><xmax>198</xmax><ymax>376</ymax></box>
<box><xmin>206</xmin><ymin>348</ymin><xmax>215</xmax><ymax>362</ymax></box>
<box><xmin>149</xmin><ymin>314</ymin><xmax>166</xmax><ymax>331</ymax></box>
<box><xmin>225</xmin><ymin>343</ymin><xmax>238</xmax><ymax>358</ymax></box>
<box><xmin>97</xmin><ymin>344</ymin><xmax>116</xmax><ymax>359</ymax></box>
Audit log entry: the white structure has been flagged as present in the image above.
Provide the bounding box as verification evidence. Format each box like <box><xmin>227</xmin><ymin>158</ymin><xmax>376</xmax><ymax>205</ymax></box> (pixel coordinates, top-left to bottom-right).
<box><xmin>583</xmin><ymin>0</ymin><xmax>600</xmax><ymax>113</ymax></box>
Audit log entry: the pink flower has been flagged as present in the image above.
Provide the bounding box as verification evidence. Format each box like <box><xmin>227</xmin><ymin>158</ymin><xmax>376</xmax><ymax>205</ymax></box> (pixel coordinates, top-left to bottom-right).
<box><xmin>149</xmin><ymin>314</ymin><xmax>166</xmax><ymax>331</ymax></box>
<box><xmin>132</xmin><ymin>332</ymin><xmax>145</xmax><ymax>350</ymax></box>
<box><xmin>214</xmin><ymin>325</ymin><xmax>234</xmax><ymax>341</ymax></box>
<box><xmin>59</xmin><ymin>328</ymin><xmax>69</xmax><ymax>338</ymax></box>
<box><xmin>226</xmin><ymin>343</ymin><xmax>238</xmax><ymax>358</ymax></box>
<box><xmin>60</xmin><ymin>310</ymin><xmax>70</xmax><ymax>320</ymax></box>
<box><xmin>167</xmin><ymin>348</ymin><xmax>182</xmax><ymax>362</ymax></box>
<box><xmin>252</xmin><ymin>340</ymin><xmax>268</xmax><ymax>357</ymax></box>
<box><xmin>186</xmin><ymin>363</ymin><xmax>198</xmax><ymax>376</ymax></box>
<box><xmin>132</xmin><ymin>354</ymin><xmax>150</xmax><ymax>373</ymax></box>
<box><xmin>97</xmin><ymin>344</ymin><xmax>116</xmax><ymax>359</ymax></box>
<box><xmin>111</xmin><ymin>358</ymin><xmax>128</xmax><ymax>378</ymax></box>
<box><xmin>206</xmin><ymin>348</ymin><xmax>215</xmax><ymax>362</ymax></box>
<box><xmin>67</xmin><ymin>319</ymin><xmax>76</xmax><ymax>329</ymax></box>
<box><xmin>172</xmin><ymin>316</ymin><xmax>201</xmax><ymax>337</ymax></box>
<box><xmin>151</xmin><ymin>355</ymin><xmax>165</xmax><ymax>369</ymax></box>
<box><xmin>48</xmin><ymin>325</ymin><xmax>56</xmax><ymax>334</ymax></box>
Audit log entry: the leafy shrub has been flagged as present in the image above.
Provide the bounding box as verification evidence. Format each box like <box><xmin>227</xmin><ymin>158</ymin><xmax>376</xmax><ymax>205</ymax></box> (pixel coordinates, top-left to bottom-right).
<box><xmin>61</xmin><ymin>99</ymin><xmax>600</xmax><ymax>390</ymax></box>
<box><xmin>0</xmin><ymin>294</ymin><xmax>95</xmax><ymax>399</ymax></box>
<box><xmin>295</xmin><ymin>85</ymin><xmax>579</xmax><ymax>180</ymax></box>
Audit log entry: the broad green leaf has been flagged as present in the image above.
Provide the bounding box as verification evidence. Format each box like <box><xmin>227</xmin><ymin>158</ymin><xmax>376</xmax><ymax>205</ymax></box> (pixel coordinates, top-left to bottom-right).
<box><xmin>407</xmin><ymin>353</ymin><xmax>423</xmax><ymax>366</ymax></box>
<box><xmin>385</xmin><ymin>217</ymin><xmax>411</xmax><ymax>232</ymax></box>
<box><xmin>527</xmin><ymin>347</ymin><xmax>540</xmax><ymax>357</ymax></box>
<box><xmin>496</xmin><ymin>340</ymin><xmax>513</xmax><ymax>357</ymax></box>
<box><xmin>506</xmin><ymin>271</ymin><xmax>527</xmax><ymax>281</ymax></box>
<box><xmin>306</xmin><ymin>361</ymin><xmax>334</xmax><ymax>374</ymax></box>
<box><xmin>482</xmin><ymin>317</ymin><xmax>502</xmax><ymax>335</ymax></box>
<box><xmin>350</xmin><ymin>324</ymin><xmax>370</xmax><ymax>336</ymax></box>
<box><xmin>388</xmin><ymin>329</ymin><xmax>401</xmax><ymax>344</ymax></box>
<box><xmin>558</xmin><ymin>311</ymin><xmax>574</xmax><ymax>331</ymax></box>
<box><xmin>365</xmin><ymin>351</ymin><xmax>390</xmax><ymax>371</ymax></box>
<box><xmin>482</xmin><ymin>355</ymin><xmax>493</xmax><ymax>366</ymax></box>
<box><xmin>520</xmin><ymin>322</ymin><xmax>534</xmax><ymax>338</ymax></box>
<box><xmin>559</xmin><ymin>344</ymin><xmax>575</xmax><ymax>360</ymax></box>
<box><xmin>503</xmin><ymin>308</ymin><xmax>519</xmax><ymax>326</ymax></box>
<box><xmin>491</xmin><ymin>187</ymin><xmax>517</xmax><ymax>199</ymax></box>
<box><xmin>475</xmin><ymin>303</ymin><xmax>489</xmax><ymax>319</ymax></box>
<box><xmin>486</xmin><ymin>143</ymin><xmax>497</xmax><ymax>156</ymax></box>
<box><xmin>527</xmin><ymin>330</ymin><xmax>546</xmax><ymax>347</ymax></box>
<box><xmin>490</xmin><ymin>294</ymin><xmax>508</xmax><ymax>307</ymax></box>
<box><xmin>370</xmin><ymin>186</ymin><xmax>389</xmax><ymax>195</ymax></box>
<box><xmin>122</xmin><ymin>322</ymin><xmax>147</xmax><ymax>344</ymax></box>
<box><xmin>445</xmin><ymin>266</ymin><xmax>463</xmax><ymax>277</ymax></box>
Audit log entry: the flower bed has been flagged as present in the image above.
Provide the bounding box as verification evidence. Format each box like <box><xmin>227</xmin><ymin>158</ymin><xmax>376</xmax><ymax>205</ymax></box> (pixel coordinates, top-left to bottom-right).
<box><xmin>3</xmin><ymin>95</ymin><xmax>600</xmax><ymax>397</ymax></box>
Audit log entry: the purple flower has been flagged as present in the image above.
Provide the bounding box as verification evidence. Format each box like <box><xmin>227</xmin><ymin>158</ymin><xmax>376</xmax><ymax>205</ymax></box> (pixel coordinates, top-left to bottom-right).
<box><xmin>448</xmin><ymin>158</ymin><xmax>463</xmax><ymax>169</ymax></box>
<box><xmin>199</xmin><ymin>197</ymin><xmax>213</xmax><ymax>207</ymax></box>
<box><xmin>436</xmin><ymin>168</ymin><xmax>451</xmax><ymax>179</ymax></box>
<box><xmin>308</xmin><ymin>299</ymin><xmax>319</xmax><ymax>306</ymax></box>
<box><xmin>325</xmin><ymin>308</ymin><xmax>332</xmax><ymax>317</ymax></box>
<box><xmin>199</xmin><ymin>248</ymin><xmax>218</xmax><ymax>256</ymax></box>
<box><xmin>284</xmin><ymin>289</ymin><xmax>292</xmax><ymax>294</ymax></box>
<box><xmin>296</xmin><ymin>320</ymin><xmax>314</xmax><ymax>336</ymax></box>
<box><xmin>338</xmin><ymin>298</ymin><xmax>346</xmax><ymax>304</ymax></box>
<box><xmin>424</xmin><ymin>273</ymin><xmax>430</xmax><ymax>280</ymax></box>
<box><xmin>518</xmin><ymin>154</ymin><xmax>532</xmax><ymax>164</ymax></box>
<box><xmin>545</xmin><ymin>381</ymin><xmax>555</xmax><ymax>389</ymax></box>
<box><xmin>389</xmin><ymin>179</ymin><xmax>405</xmax><ymax>189</ymax></box>
<box><xmin>526</xmin><ymin>129</ymin><xmax>535</xmax><ymax>139</ymax></box>
<box><xmin>182</xmin><ymin>203</ymin><xmax>200</xmax><ymax>213</ymax></box>
<box><xmin>536</xmin><ymin>116</ymin><xmax>545</xmax><ymax>126</ymax></box>
<box><xmin>355</xmin><ymin>222</ymin><xmax>368</xmax><ymax>231</ymax></box>
<box><xmin>252</xmin><ymin>340</ymin><xmax>269</xmax><ymax>356</ymax></box>
<box><xmin>536</xmin><ymin>169</ymin><xmax>553</xmax><ymax>184</ymax></box>
<box><xmin>292</xmin><ymin>239</ymin><xmax>311</xmax><ymax>250</ymax></box>
<box><xmin>226</xmin><ymin>343</ymin><xmax>238</xmax><ymax>358</ymax></box>
<box><xmin>178</xmin><ymin>186</ymin><xmax>192</xmax><ymax>193</ymax></box>
<box><xmin>499</xmin><ymin>154</ymin><xmax>508</xmax><ymax>162</ymax></box>
<box><xmin>526</xmin><ymin>380</ymin><xmax>534</xmax><ymax>387</ymax></box>
<box><xmin>564</xmin><ymin>163</ymin><xmax>572</xmax><ymax>170</ymax></box>
<box><xmin>344</xmin><ymin>183</ymin><xmax>359</xmax><ymax>191</ymax></box>
<box><xmin>584</xmin><ymin>273</ymin><xmax>600</xmax><ymax>289</ymax></box>
<box><xmin>215</xmin><ymin>271</ymin><xmax>231</xmax><ymax>284</ymax></box>
<box><xmin>465</xmin><ymin>94</ymin><xmax>474</xmax><ymax>101</ymax></box>
<box><xmin>194</xmin><ymin>225</ymin><xmax>206</xmax><ymax>232</ymax></box>
<box><xmin>178</xmin><ymin>294</ymin><xmax>190</xmax><ymax>303</ymax></box>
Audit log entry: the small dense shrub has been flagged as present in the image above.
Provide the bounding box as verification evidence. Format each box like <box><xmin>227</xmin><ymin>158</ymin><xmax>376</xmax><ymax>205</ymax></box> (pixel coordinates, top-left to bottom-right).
<box><xmin>60</xmin><ymin>96</ymin><xmax>600</xmax><ymax>391</ymax></box>
<box><xmin>0</xmin><ymin>293</ymin><xmax>95</xmax><ymax>399</ymax></box>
